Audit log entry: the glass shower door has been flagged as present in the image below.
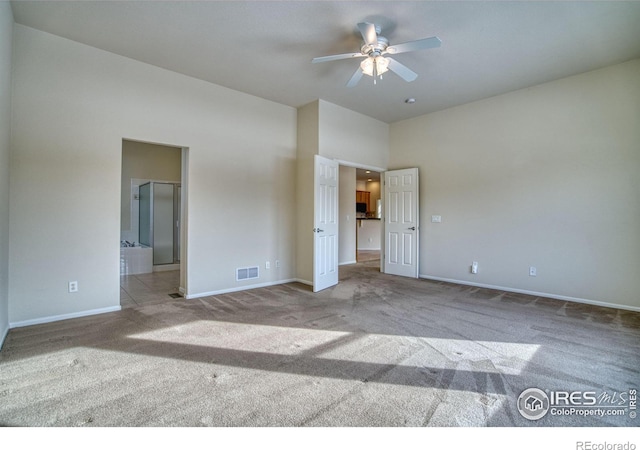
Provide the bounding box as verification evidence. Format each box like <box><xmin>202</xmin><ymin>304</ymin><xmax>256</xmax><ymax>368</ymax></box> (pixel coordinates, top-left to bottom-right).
<box><xmin>139</xmin><ymin>183</ymin><xmax>151</xmax><ymax>247</ymax></box>
<box><xmin>153</xmin><ymin>182</ymin><xmax>175</xmax><ymax>265</ymax></box>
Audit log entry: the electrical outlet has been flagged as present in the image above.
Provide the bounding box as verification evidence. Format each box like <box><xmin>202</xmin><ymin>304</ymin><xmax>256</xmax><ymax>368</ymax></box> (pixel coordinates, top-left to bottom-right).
<box><xmin>471</xmin><ymin>262</ymin><xmax>478</xmax><ymax>274</ymax></box>
<box><xmin>68</xmin><ymin>281</ymin><xmax>78</xmax><ymax>293</ymax></box>
<box><xmin>265</xmin><ymin>261</ymin><xmax>270</xmax><ymax>269</ymax></box>
<box><xmin>529</xmin><ymin>266</ymin><xmax>537</xmax><ymax>277</ymax></box>
<box><xmin>275</xmin><ymin>260</ymin><xmax>280</xmax><ymax>268</ymax></box>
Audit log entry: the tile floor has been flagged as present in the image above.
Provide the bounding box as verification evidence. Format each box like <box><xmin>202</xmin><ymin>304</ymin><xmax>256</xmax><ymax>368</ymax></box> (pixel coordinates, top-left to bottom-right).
<box><xmin>120</xmin><ymin>270</ymin><xmax>181</xmax><ymax>309</ymax></box>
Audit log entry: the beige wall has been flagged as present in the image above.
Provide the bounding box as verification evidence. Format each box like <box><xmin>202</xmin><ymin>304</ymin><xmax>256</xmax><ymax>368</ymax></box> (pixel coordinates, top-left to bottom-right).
<box><xmin>368</xmin><ymin>180</ymin><xmax>380</xmax><ymax>214</ymax></box>
<box><xmin>297</xmin><ymin>100</ymin><xmax>389</xmax><ymax>283</ymax></box>
<box><xmin>357</xmin><ymin>220</ymin><xmax>381</xmax><ymax>251</ymax></box>
<box><xmin>295</xmin><ymin>101</ymin><xmax>319</xmax><ymax>284</ymax></box>
<box><xmin>389</xmin><ymin>59</ymin><xmax>640</xmax><ymax>310</ymax></box>
<box><xmin>339</xmin><ymin>166</ymin><xmax>356</xmax><ymax>265</ymax></box>
<box><xmin>120</xmin><ymin>140</ymin><xmax>182</xmax><ymax>235</ymax></box>
<box><xmin>7</xmin><ymin>17</ymin><xmax>636</xmax><ymax>332</ymax></box>
<box><xmin>0</xmin><ymin>2</ymin><xmax>13</xmax><ymax>343</ymax></box>
<box><xmin>9</xmin><ymin>25</ymin><xmax>297</xmax><ymax>325</ymax></box>
<box><xmin>318</xmin><ymin>100</ymin><xmax>388</xmax><ymax>170</ymax></box>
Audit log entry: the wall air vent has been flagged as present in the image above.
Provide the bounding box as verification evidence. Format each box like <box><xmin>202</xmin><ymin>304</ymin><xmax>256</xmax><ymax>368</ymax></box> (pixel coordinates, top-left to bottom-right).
<box><xmin>236</xmin><ymin>266</ymin><xmax>259</xmax><ymax>281</ymax></box>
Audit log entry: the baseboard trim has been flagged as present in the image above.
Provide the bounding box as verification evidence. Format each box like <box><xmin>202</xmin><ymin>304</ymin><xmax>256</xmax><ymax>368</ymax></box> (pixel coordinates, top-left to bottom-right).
<box><xmin>9</xmin><ymin>305</ymin><xmax>122</xmax><ymax>329</ymax></box>
<box><xmin>153</xmin><ymin>264</ymin><xmax>180</xmax><ymax>272</ymax></box>
<box><xmin>339</xmin><ymin>260</ymin><xmax>357</xmax><ymax>266</ymax></box>
<box><xmin>419</xmin><ymin>274</ymin><xmax>640</xmax><ymax>313</ymax></box>
<box><xmin>185</xmin><ymin>278</ymin><xmax>300</xmax><ymax>299</ymax></box>
<box><xmin>0</xmin><ymin>323</ymin><xmax>9</xmax><ymax>351</ymax></box>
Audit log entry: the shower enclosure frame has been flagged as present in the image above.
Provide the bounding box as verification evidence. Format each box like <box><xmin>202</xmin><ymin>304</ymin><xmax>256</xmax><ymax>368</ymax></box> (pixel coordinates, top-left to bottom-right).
<box><xmin>139</xmin><ymin>181</ymin><xmax>181</xmax><ymax>266</ymax></box>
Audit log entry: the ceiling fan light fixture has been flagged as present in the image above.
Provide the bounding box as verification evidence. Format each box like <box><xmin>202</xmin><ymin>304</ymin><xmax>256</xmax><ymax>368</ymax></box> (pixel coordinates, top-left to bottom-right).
<box><xmin>375</xmin><ymin>56</ymin><xmax>389</xmax><ymax>75</ymax></box>
<box><xmin>360</xmin><ymin>56</ymin><xmax>389</xmax><ymax>83</ymax></box>
<box><xmin>360</xmin><ymin>57</ymin><xmax>374</xmax><ymax>76</ymax></box>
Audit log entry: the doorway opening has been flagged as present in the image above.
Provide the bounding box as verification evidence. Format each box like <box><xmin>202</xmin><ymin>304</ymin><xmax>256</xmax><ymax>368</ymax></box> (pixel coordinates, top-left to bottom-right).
<box><xmin>355</xmin><ymin>168</ymin><xmax>382</xmax><ymax>263</ymax></box>
<box><xmin>337</xmin><ymin>164</ymin><xmax>382</xmax><ymax>270</ymax></box>
<box><xmin>119</xmin><ymin>139</ymin><xmax>188</xmax><ymax>308</ymax></box>
<box><xmin>316</xmin><ymin>160</ymin><xmax>419</xmax><ymax>291</ymax></box>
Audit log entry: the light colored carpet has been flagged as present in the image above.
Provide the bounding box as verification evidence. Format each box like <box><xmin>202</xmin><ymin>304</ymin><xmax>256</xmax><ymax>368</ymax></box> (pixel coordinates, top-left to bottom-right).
<box><xmin>1</xmin><ymin>261</ymin><xmax>639</xmax><ymax>427</ymax></box>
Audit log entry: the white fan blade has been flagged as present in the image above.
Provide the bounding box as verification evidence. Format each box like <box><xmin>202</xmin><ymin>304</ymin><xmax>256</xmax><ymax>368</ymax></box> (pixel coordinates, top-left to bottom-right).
<box><xmin>386</xmin><ymin>36</ymin><xmax>441</xmax><ymax>55</ymax></box>
<box><xmin>357</xmin><ymin>22</ymin><xmax>378</xmax><ymax>46</ymax></box>
<box><xmin>346</xmin><ymin>68</ymin><xmax>364</xmax><ymax>88</ymax></box>
<box><xmin>387</xmin><ymin>57</ymin><xmax>418</xmax><ymax>82</ymax></box>
<box><xmin>312</xmin><ymin>53</ymin><xmax>365</xmax><ymax>63</ymax></box>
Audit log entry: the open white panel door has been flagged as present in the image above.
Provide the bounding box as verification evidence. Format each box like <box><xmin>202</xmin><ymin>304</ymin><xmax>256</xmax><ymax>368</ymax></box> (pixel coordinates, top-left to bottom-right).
<box><xmin>384</xmin><ymin>168</ymin><xmax>419</xmax><ymax>278</ymax></box>
<box><xmin>313</xmin><ymin>155</ymin><xmax>339</xmax><ymax>292</ymax></box>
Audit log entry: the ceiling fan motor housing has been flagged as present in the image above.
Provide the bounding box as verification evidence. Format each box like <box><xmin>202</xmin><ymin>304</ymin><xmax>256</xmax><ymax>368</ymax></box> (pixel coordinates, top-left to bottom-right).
<box><xmin>361</xmin><ymin>36</ymin><xmax>389</xmax><ymax>58</ymax></box>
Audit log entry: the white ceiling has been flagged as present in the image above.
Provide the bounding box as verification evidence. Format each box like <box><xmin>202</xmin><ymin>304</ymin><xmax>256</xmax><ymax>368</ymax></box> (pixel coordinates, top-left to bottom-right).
<box><xmin>356</xmin><ymin>168</ymin><xmax>381</xmax><ymax>183</ymax></box>
<box><xmin>10</xmin><ymin>1</ymin><xmax>640</xmax><ymax>123</ymax></box>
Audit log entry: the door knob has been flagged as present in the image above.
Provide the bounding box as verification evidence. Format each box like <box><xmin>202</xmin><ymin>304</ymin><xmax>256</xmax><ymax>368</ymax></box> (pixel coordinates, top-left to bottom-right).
<box><xmin>313</xmin><ymin>228</ymin><xmax>325</xmax><ymax>233</ymax></box>
<box><xmin>408</xmin><ymin>226</ymin><xmax>416</xmax><ymax>230</ymax></box>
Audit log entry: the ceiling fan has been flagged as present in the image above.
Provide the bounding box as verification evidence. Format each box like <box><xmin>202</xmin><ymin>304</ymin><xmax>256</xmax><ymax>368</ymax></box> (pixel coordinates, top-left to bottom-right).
<box><xmin>312</xmin><ymin>22</ymin><xmax>441</xmax><ymax>87</ymax></box>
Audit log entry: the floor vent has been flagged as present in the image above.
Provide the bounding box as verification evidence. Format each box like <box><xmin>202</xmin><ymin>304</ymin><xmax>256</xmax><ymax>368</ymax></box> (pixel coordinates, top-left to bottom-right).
<box><xmin>168</xmin><ymin>293</ymin><xmax>182</xmax><ymax>299</ymax></box>
<box><xmin>236</xmin><ymin>266</ymin><xmax>259</xmax><ymax>281</ymax></box>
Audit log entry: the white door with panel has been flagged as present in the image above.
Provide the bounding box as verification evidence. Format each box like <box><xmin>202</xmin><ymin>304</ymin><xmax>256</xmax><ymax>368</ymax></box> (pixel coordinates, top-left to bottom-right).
<box><xmin>313</xmin><ymin>155</ymin><xmax>339</xmax><ymax>292</ymax></box>
<box><xmin>384</xmin><ymin>168</ymin><xmax>419</xmax><ymax>278</ymax></box>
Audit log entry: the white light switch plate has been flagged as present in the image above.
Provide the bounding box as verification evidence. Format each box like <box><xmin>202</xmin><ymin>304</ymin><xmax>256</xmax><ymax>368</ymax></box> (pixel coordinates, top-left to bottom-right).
<box><xmin>431</xmin><ymin>215</ymin><xmax>442</xmax><ymax>223</ymax></box>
